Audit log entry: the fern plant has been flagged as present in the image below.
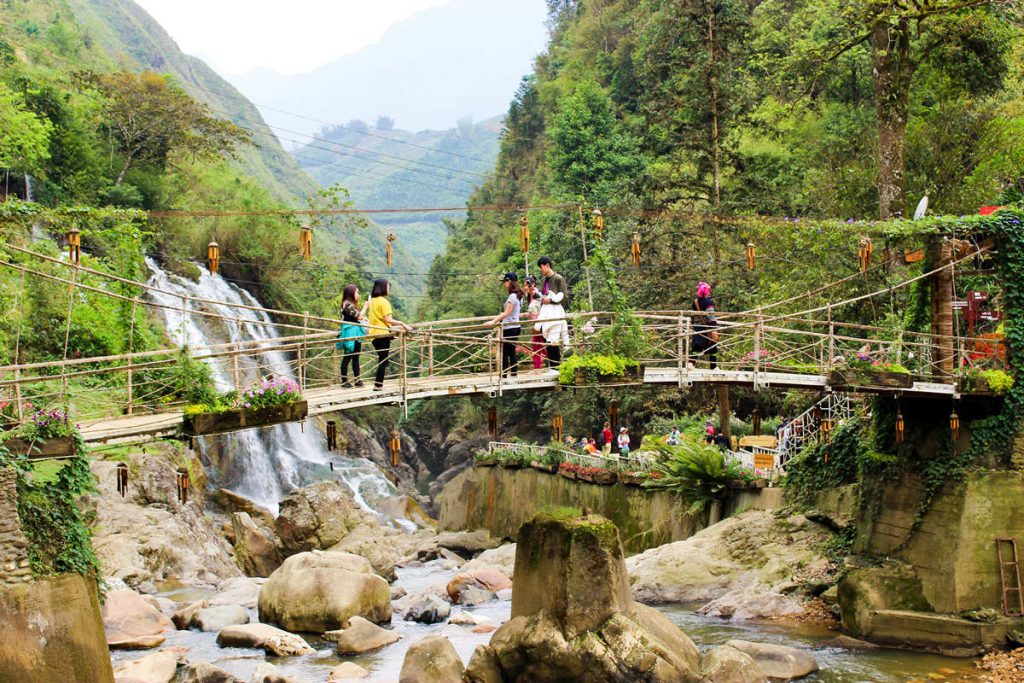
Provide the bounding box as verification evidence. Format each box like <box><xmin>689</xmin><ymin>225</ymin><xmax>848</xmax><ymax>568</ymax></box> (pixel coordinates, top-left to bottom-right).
<box><xmin>644</xmin><ymin>440</ymin><xmax>749</xmax><ymax>517</ymax></box>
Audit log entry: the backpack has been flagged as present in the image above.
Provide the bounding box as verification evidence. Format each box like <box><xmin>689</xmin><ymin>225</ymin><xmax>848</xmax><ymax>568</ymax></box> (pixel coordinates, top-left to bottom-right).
<box><xmin>337</xmin><ymin>322</ymin><xmax>367</xmax><ymax>353</ymax></box>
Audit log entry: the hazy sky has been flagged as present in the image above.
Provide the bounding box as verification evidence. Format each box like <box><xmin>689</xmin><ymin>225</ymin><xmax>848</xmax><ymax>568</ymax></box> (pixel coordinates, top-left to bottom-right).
<box><xmin>134</xmin><ymin>0</ymin><xmax>461</xmax><ymax>74</ymax></box>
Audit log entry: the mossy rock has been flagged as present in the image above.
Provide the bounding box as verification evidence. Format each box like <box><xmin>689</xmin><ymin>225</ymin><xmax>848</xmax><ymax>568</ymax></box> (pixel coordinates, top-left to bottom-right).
<box><xmin>837</xmin><ymin>561</ymin><xmax>932</xmax><ymax>636</ymax></box>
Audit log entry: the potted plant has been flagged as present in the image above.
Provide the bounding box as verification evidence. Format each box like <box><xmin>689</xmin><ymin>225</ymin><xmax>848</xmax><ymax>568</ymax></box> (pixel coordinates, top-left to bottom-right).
<box><xmin>182</xmin><ymin>376</ymin><xmax>307</xmax><ymax>436</ymax></box>
<box><xmin>962</xmin><ymin>368</ymin><xmax>1014</xmax><ymax>395</ymax></box>
<box><xmin>578</xmin><ymin>465</ymin><xmax>617</xmax><ymax>485</ymax></box>
<box><xmin>530</xmin><ymin>449</ymin><xmax>562</xmax><ymax>473</ymax></box>
<box><xmin>2</xmin><ymin>407</ymin><xmax>80</xmax><ymax>459</ymax></box>
<box><xmin>559</xmin><ymin>354</ymin><xmax>643</xmax><ymax>385</ymax></box>
<box><xmin>558</xmin><ymin>462</ymin><xmax>581</xmax><ymax>480</ymax></box>
<box><xmin>474</xmin><ymin>451</ymin><xmax>499</xmax><ymax>467</ymax></box>
<box><xmin>827</xmin><ymin>360</ymin><xmax>914</xmax><ymax>389</ymax></box>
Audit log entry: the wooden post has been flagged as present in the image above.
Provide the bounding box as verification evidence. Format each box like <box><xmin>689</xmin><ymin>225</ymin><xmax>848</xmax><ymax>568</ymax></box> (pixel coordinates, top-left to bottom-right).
<box><xmin>930</xmin><ymin>237</ymin><xmax>955</xmax><ymax>378</ymax></box>
<box><xmin>427</xmin><ymin>330</ymin><xmax>434</xmax><ymax>376</ymax></box>
<box><xmin>232</xmin><ymin>342</ymin><xmax>242</xmax><ymax>391</ymax></box>
<box><xmin>717</xmin><ymin>385</ymin><xmax>731</xmax><ymax>442</ymax></box>
<box><xmin>683</xmin><ymin>316</ymin><xmax>692</xmax><ymax>386</ymax></box>
<box><xmin>299</xmin><ymin>311</ymin><xmax>308</xmax><ymax>390</ymax></box>
<box><xmin>677</xmin><ymin>313</ymin><xmax>685</xmax><ymax>388</ymax></box>
<box><xmin>496</xmin><ymin>326</ymin><xmax>503</xmax><ymax>396</ymax></box>
<box><xmin>826</xmin><ymin>305</ymin><xmax>835</xmax><ymax>370</ymax></box>
<box><xmin>578</xmin><ymin>204</ymin><xmax>594</xmax><ymax>312</ymax></box>
<box><xmin>753</xmin><ymin>316</ymin><xmax>762</xmax><ymax>390</ymax></box>
<box><xmin>127</xmin><ymin>297</ymin><xmax>138</xmax><ymax>416</ymax></box>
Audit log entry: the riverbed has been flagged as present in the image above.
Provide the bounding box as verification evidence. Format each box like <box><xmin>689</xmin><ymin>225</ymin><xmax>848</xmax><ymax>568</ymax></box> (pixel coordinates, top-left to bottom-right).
<box><xmin>110</xmin><ymin>560</ymin><xmax>982</xmax><ymax>682</ymax></box>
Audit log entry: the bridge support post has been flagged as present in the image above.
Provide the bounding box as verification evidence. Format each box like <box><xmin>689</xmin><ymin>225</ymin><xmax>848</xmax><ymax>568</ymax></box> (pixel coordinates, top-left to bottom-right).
<box><xmin>127</xmin><ymin>297</ymin><xmax>137</xmax><ymax>416</ymax></box>
<box><xmin>929</xmin><ymin>237</ymin><xmax>955</xmax><ymax>378</ymax></box>
<box><xmin>718</xmin><ymin>385</ymin><xmax>731</xmax><ymax>443</ymax></box>
<box><xmin>232</xmin><ymin>343</ymin><xmax>241</xmax><ymax>391</ymax></box>
<box><xmin>298</xmin><ymin>311</ymin><xmax>308</xmax><ymax>391</ymax></box>
<box><xmin>753</xmin><ymin>316</ymin><xmax>762</xmax><ymax>391</ymax></box>
<box><xmin>496</xmin><ymin>326</ymin><xmax>503</xmax><ymax>396</ymax></box>
<box><xmin>677</xmin><ymin>313</ymin><xmax>684</xmax><ymax>388</ymax></box>
<box><xmin>427</xmin><ymin>331</ymin><xmax>434</xmax><ymax>377</ymax></box>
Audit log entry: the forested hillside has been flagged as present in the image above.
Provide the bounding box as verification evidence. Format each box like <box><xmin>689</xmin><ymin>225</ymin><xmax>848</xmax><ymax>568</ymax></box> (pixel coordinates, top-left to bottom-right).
<box><xmin>422</xmin><ymin>0</ymin><xmax>1024</xmax><ymax>321</ymax></box>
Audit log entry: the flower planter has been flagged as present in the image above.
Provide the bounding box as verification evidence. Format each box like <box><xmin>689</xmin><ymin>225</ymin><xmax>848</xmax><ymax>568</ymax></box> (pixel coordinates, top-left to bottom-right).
<box><xmin>530</xmin><ymin>460</ymin><xmax>558</xmax><ymax>473</ymax></box>
<box><xmin>573</xmin><ymin>364</ymin><xmax>644</xmax><ymax>385</ymax></box>
<box><xmin>579</xmin><ymin>470</ymin><xmax>617</xmax><ymax>485</ymax></box>
<box><xmin>500</xmin><ymin>460</ymin><xmax>524</xmax><ymax>469</ymax></box>
<box><xmin>3</xmin><ymin>436</ymin><xmax>77</xmax><ymax>460</ymax></box>
<box><xmin>827</xmin><ymin>369</ymin><xmax>913</xmax><ymax>389</ymax></box>
<box><xmin>619</xmin><ymin>473</ymin><xmax>648</xmax><ymax>487</ymax></box>
<box><xmin>183</xmin><ymin>400</ymin><xmax>308</xmax><ymax>437</ymax></box>
<box><xmin>475</xmin><ymin>459</ymin><xmax>498</xmax><ymax>467</ymax></box>
<box><xmin>558</xmin><ymin>469</ymin><xmax>577</xmax><ymax>481</ymax></box>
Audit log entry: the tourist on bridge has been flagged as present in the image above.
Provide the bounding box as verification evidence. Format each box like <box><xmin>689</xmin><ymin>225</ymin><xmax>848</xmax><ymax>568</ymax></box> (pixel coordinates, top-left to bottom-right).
<box><xmin>367</xmin><ymin>278</ymin><xmax>413</xmax><ymax>391</ymax></box>
<box><xmin>339</xmin><ymin>284</ymin><xmax>368</xmax><ymax>388</ymax></box>
<box><xmin>602</xmin><ymin>421</ymin><xmax>614</xmax><ymax>456</ymax></box>
<box><xmin>617</xmin><ymin>427</ymin><xmax>631</xmax><ymax>457</ymax></box>
<box><xmin>691</xmin><ymin>281</ymin><xmax>719</xmax><ymax>369</ymax></box>
<box><xmin>487</xmin><ymin>273</ymin><xmax>524</xmax><ymax>378</ymax></box>
<box><xmin>535</xmin><ymin>256</ymin><xmax>569</xmax><ymax>366</ymax></box>
<box><xmin>523</xmin><ymin>275</ymin><xmax>545</xmax><ymax>369</ymax></box>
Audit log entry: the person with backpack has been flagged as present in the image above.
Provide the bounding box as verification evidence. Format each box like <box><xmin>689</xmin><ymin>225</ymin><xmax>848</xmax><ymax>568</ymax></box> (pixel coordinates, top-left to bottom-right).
<box><xmin>601</xmin><ymin>421</ymin><xmax>614</xmax><ymax>456</ymax></box>
<box><xmin>338</xmin><ymin>284</ymin><xmax>368</xmax><ymax>387</ymax></box>
<box><xmin>487</xmin><ymin>273</ymin><xmax>524</xmax><ymax>378</ymax></box>
<box><xmin>691</xmin><ymin>281</ymin><xmax>719</xmax><ymax>369</ymax></box>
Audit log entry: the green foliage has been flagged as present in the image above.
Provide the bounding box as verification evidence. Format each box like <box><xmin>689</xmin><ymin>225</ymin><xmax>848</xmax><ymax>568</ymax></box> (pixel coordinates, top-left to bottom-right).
<box><xmin>0</xmin><ymin>80</ymin><xmax>51</xmax><ymax>173</ymax></box>
<box><xmin>783</xmin><ymin>418</ymin><xmax>896</xmax><ymax>501</ymax></box>
<box><xmin>644</xmin><ymin>440</ymin><xmax>750</xmax><ymax>516</ymax></box>
<box><xmin>965</xmin><ymin>368</ymin><xmax>1015</xmax><ymax>394</ymax></box>
<box><xmin>558</xmin><ymin>353</ymin><xmax>639</xmax><ymax>384</ymax></box>
<box><xmin>172</xmin><ymin>347</ymin><xmax>220</xmax><ymax>407</ymax></box>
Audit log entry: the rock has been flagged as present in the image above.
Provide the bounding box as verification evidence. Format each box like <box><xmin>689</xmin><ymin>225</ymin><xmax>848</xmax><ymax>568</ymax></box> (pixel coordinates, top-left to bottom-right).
<box><xmin>334</xmin><ymin>615</ymin><xmax>402</xmax><ymax>654</ymax></box>
<box><xmin>112</xmin><ymin>651</ymin><xmax>178</xmax><ymax>683</ymax></box>
<box><xmin>195</xmin><ymin>604</ymin><xmax>250</xmax><ymax>631</ymax></box>
<box><xmin>250</xmin><ymin>662</ymin><xmax>300</xmax><ymax>683</ymax></box>
<box><xmin>464</xmin><ymin>512</ymin><xmax>701</xmax><ymax>683</ymax></box>
<box><xmin>329</xmin><ymin>522</ymin><xmax>401</xmax><ymax>582</ymax></box>
<box><xmin>216</xmin><ymin>623</ymin><xmax>315</xmax><ymax>656</ymax></box>
<box><xmin>391</xmin><ymin>584</ymin><xmax>408</xmax><ymax>599</ymax></box>
<box><xmin>458</xmin><ymin>586</ymin><xmax>497</xmax><ymax>606</ymax></box>
<box><xmin>172</xmin><ymin>600</ymin><xmax>209</xmax><ymax>629</ymax></box>
<box><xmin>232</xmin><ymin>512</ymin><xmax>282</xmax><ymax>578</ymax></box>
<box><xmin>328</xmin><ymin>662</ymin><xmax>370</xmax><ymax>680</ymax></box>
<box><xmin>449</xmin><ymin>610</ymin><xmax>492</xmax><ymax>626</ymax></box>
<box><xmin>275</xmin><ymin>481</ymin><xmax>374</xmax><ymax>554</ymax></box>
<box><xmin>725</xmin><ymin>640</ymin><xmax>819</xmax><ymax>682</ymax></box>
<box><xmin>701</xmin><ymin>646</ymin><xmax>767</xmax><ymax>683</ymax></box>
<box><xmin>446</xmin><ymin>566</ymin><xmax>512</xmax><ymax>603</ymax></box>
<box><xmin>438</xmin><ymin>548</ymin><xmax>466</xmax><ymax>566</ymax></box>
<box><xmin>399</xmin><ymin>635</ymin><xmax>465</xmax><ymax>683</ymax></box>
<box><xmin>102</xmin><ymin>589</ymin><xmax>173</xmax><ymax>649</ymax></box>
<box><xmin>404</xmin><ymin>593</ymin><xmax>452</xmax><ymax>624</ymax></box>
<box><xmin>180</xmin><ymin>661</ymin><xmax>243</xmax><ymax>683</ymax></box>
<box><xmin>462</xmin><ymin>543</ymin><xmax>516</xmax><ymax>578</ymax></box>
<box><xmin>471</xmin><ymin>624</ymin><xmax>497</xmax><ymax>634</ymax></box>
<box><xmin>141</xmin><ymin>595</ymin><xmax>176</xmax><ymax>615</ymax></box>
<box><xmin>819</xmin><ymin>585</ymin><xmax>838</xmax><ymax>606</ymax></box>
<box><xmin>258</xmin><ymin>550</ymin><xmax>391</xmax><ymax>632</ymax></box>
<box><xmin>214</xmin><ymin>488</ymin><xmax>276</xmax><ymax>528</ymax></box>
<box><xmin>820</xmin><ymin>635</ymin><xmax>878</xmax><ymax>650</ymax></box>
<box><xmin>211</xmin><ymin>577</ymin><xmax>264</xmax><ymax>609</ymax></box>
<box><xmin>837</xmin><ymin>561</ymin><xmax>931</xmax><ymax>637</ymax></box>
<box><xmin>627</xmin><ymin>512</ymin><xmax>834</xmax><ymax>608</ymax></box>
<box><xmin>699</xmin><ymin>587</ymin><xmax>805</xmax><ymax>621</ymax></box>
<box><xmin>433</xmin><ymin>530</ymin><xmax>501</xmax><ymax>555</ymax></box>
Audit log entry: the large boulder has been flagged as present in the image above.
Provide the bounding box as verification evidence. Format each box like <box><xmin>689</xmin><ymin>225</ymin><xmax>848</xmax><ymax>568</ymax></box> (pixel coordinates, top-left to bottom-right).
<box><xmin>333</xmin><ymin>615</ymin><xmax>402</xmax><ymax>654</ymax></box>
<box><xmin>211</xmin><ymin>577</ymin><xmax>264</xmax><ymax>609</ymax></box>
<box><xmin>399</xmin><ymin>635</ymin><xmax>465</xmax><ymax>683</ymax></box>
<box><xmin>404</xmin><ymin>593</ymin><xmax>451</xmax><ymax>624</ymax></box>
<box><xmin>328</xmin><ymin>662</ymin><xmax>370</xmax><ymax>681</ymax></box>
<box><xmin>258</xmin><ymin>550</ymin><xmax>391</xmax><ymax>632</ymax></box>
<box><xmin>446</xmin><ymin>566</ymin><xmax>512</xmax><ymax>603</ymax></box>
<box><xmin>627</xmin><ymin>511</ymin><xmax>834</xmax><ymax>619</ymax></box>
<box><xmin>462</xmin><ymin>543</ymin><xmax>516</xmax><ymax>578</ymax></box>
<box><xmin>213</xmin><ymin>488</ymin><xmax>276</xmax><ymax>528</ymax></box>
<box><xmin>232</xmin><ymin>512</ymin><xmax>282</xmax><ymax>578</ymax></box>
<box><xmin>328</xmin><ymin>522</ymin><xmax>402</xmax><ymax>581</ymax></box>
<box><xmin>274</xmin><ymin>482</ymin><xmax>373</xmax><ymax>554</ymax></box>
<box><xmin>102</xmin><ymin>589</ymin><xmax>173</xmax><ymax>649</ymax></box>
<box><xmin>194</xmin><ymin>604</ymin><xmax>250</xmax><ymax>632</ymax></box>
<box><xmin>464</xmin><ymin>512</ymin><xmax>701</xmax><ymax>683</ymax></box>
<box><xmin>434</xmin><ymin>530</ymin><xmax>502</xmax><ymax>555</ymax></box>
<box><xmin>724</xmin><ymin>641</ymin><xmax>819</xmax><ymax>682</ymax></box>
<box><xmin>112</xmin><ymin>651</ymin><xmax>178</xmax><ymax>683</ymax></box>
<box><xmin>180</xmin><ymin>662</ymin><xmax>243</xmax><ymax>683</ymax></box>
<box><xmin>216</xmin><ymin>623</ymin><xmax>314</xmax><ymax>656</ymax></box>
<box><xmin>250</xmin><ymin>663</ymin><xmax>301</xmax><ymax>683</ymax></box>
<box><xmin>836</xmin><ymin>560</ymin><xmax>931</xmax><ymax>637</ymax></box>
<box><xmin>701</xmin><ymin>646</ymin><xmax>767</xmax><ymax>683</ymax></box>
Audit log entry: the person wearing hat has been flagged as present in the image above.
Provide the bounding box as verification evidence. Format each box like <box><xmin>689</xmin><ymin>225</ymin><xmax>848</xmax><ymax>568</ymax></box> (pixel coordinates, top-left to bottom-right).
<box><xmin>691</xmin><ymin>281</ymin><xmax>719</xmax><ymax>369</ymax></box>
<box><xmin>523</xmin><ymin>275</ymin><xmax>546</xmax><ymax>370</ymax></box>
<box><xmin>617</xmin><ymin>427</ymin><xmax>631</xmax><ymax>457</ymax></box>
<box><xmin>487</xmin><ymin>272</ymin><xmax>524</xmax><ymax>377</ymax></box>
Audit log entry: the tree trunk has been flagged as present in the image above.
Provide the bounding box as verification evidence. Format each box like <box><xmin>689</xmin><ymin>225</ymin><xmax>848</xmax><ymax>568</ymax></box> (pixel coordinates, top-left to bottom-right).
<box><xmin>717</xmin><ymin>384</ymin><xmax>731</xmax><ymax>442</ymax></box>
<box><xmin>929</xmin><ymin>236</ymin><xmax>956</xmax><ymax>378</ymax></box>
<box><xmin>706</xmin><ymin>1</ymin><xmax>722</xmax><ymax>269</ymax></box>
<box><xmin>114</xmin><ymin>155</ymin><xmax>135</xmax><ymax>187</ymax></box>
<box><xmin>871</xmin><ymin>19</ymin><xmax>914</xmax><ymax>220</ymax></box>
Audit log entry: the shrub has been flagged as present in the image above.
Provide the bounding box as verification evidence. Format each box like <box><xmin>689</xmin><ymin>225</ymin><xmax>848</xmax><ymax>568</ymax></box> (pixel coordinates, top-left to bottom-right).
<box><xmin>644</xmin><ymin>440</ymin><xmax>750</xmax><ymax>516</ymax></box>
<box><xmin>558</xmin><ymin>353</ymin><xmax>639</xmax><ymax>384</ymax></box>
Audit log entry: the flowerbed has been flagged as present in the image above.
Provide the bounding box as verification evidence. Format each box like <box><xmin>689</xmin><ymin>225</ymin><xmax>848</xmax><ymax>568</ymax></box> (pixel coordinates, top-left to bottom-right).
<box><xmin>962</xmin><ymin>368</ymin><xmax>1014</xmax><ymax>395</ymax></box>
<box><xmin>577</xmin><ymin>466</ymin><xmax>617</xmax><ymax>485</ymax></box>
<box><xmin>183</xmin><ymin>377</ymin><xmax>307</xmax><ymax>436</ymax></box>
<box><xmin>0</xmin><ymin>407</ymin><xmax>81</xmax><ymax>459</ymax></box>
<box><xmin>558</xmin><ymin>462</ymin><xmax>580</xmax><ymax>480</ymax></box>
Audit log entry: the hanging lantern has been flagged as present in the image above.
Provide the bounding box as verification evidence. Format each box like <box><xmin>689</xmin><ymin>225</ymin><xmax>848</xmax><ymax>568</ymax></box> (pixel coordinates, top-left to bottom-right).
<box><xmin>116</xmin><ymin>462</ymin><xmax>128</xmax><ymax>498</ymax></box>
<box><xmin>488</xmin><ymin>405</ymin><xmax>498</xmax><ymax>438</ymax></box>
<box><xmin>821</xmin><ymin>418</ymin><xmax>832</xmax><ymax>444</ymax></box>
<box><xmin>950</xmin><ymin>410</ymin><xmax>960</xmax><ymax>442</ymax></box>
<box><xmin>895</xmin><ymin>411</ymin><xmax>905</xmax><ymax>444</ymax></box>
<box><xmin>386</xmin><ymin>231</ymin><xmax>397</xmax><ymax>269</ymax></box>
<box><xmin>326</xmin><ymin>420</ymin><xmax>337</xmax><ymax>451</ymax></box>
<box><xmin>207</xmin><ymin>240</ymin><xmax>220</xmax><ymax>274</ymax></box>
<box><xmin>859</xmin><ymin>236</ymin><xmax>873</xmax><ymax>272</ymax></box>
<box><xmin>389</xmin><ymin>429</ymin><xmax>401</xmax><ymax>467</ymax></box>
<box><xmin>518</xmin><ymin>213</ymin><xmax>530</xmax><ymax>253</ymax></box>
<box><xmin>746</xmin><ymin>241</ymin><xmax>756</xmax><ymax>270</ymax></box>
<box><xmin>175</xmin><ymin>467</ymin><xmax>189</xmax><ymax>505</ymax></box>
<box><xmin>631</xmin><ymin>232</ymin><xmax>641</xmax><ymax>267</ymax></box>
<box><xmin>592</xmin><ymin>208</ymin><xmax>604</xmax><ymax>242</ymax></box>
<box><xmin>299</xmin><ymin>225</ymin><xmax>313</xmax><ymax>260</ymax></box>
<box><xmin>68</xmin><ymin>226</ymin><xmax>82</xmax><ymax>264</ymax></box>
<box><xmin>552</xmin><ymin>414</ymin><xmax>563</xmax><ymax>442</ymax></box>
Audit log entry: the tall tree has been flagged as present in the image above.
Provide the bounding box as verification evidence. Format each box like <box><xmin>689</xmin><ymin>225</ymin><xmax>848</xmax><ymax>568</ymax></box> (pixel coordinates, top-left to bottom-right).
<box><xmin>0</xmin><ymin>81</ymin><xmax>51</xmax><ymax>175</ymax></box>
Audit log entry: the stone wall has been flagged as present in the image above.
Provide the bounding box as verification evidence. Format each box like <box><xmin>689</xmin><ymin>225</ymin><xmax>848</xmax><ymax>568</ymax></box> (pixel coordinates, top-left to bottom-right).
<box><xmin>438</xmin><ymin>466</ymin><xmax>783</xmax><ymax>554</ymax></box>
<box><xmin>856</xmin><ymin>469</ymin><xmax>1024</xmax><ymax>613</ymax></box>
<box><xmin>0</xmin><ymin>467</ymin><xmax>31</xmax><ymax>587</ymax></box>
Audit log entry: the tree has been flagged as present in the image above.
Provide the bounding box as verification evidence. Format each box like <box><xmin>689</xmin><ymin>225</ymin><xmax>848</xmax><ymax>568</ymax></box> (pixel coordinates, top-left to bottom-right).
<box><xmin>84</xmin><ymin>71</ymin><xmax>251</xmax><ymax>186</ymax></box>
<box><xmin>0</xmin><ymin>82</ymin><xmax>52</xmax><ymax>174</ymax></box>
<box><xmin>375</xmin><ymin>115</ymin><xmax>395</xmax><ymax>131</ymax></box>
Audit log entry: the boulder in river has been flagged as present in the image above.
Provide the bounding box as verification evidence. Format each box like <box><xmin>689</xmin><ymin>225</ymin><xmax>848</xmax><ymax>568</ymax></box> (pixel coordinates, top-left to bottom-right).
<box><xmin>258</xmin><ymin>550</ymin><xmax>391</xmax><ymax>632</ymax></box>
<box><xmin>274</xmin><ymin>481</ymin><xmax>373</xmax><ymax>554</ymax></box>
<box><xmin>232</xmin><ymin>512</ymin><xmax>282</xmax><ymax>578</ymax></box>
<box><xmin>464</xmin><ymin>512</ymin><xmax>701</xmax><ymax>683</ymax></box>
<box><xmin>328</xmin><ymin>662</ymin><xmax>370</xmax><ymax>680</ymax></box>
<box><xmin>250</xmin><ymin>662</ymin><xmax>301</xmax><ymax>683</ymax></box>
<box><xmin>724</xmin><ymin>640</ymin><xmax>819</xmax><ymax>682</ymax></box>
<box><xmin>216</xmin><ymin>623</ymin><xmax>315</xmax><ymax>656</ymax></box>
<box><xmin>399</xmin><ymin>635</ymin><xmax>465</xmax><ymax>683</ymax></box>
<box><xmin>112</xmin><ymin>650</ymin><xmax>179</xmax><ymax>682</ymax></box>
<box><xmin>102</xmin><ymin>589</ymin><xmax>173</xmax><ymax>649</ymax></box>
<box><xmin>462</xmin><ymin>543</ymin><xmax>516</xmax><ymax>578</ymax></box>
<box><xmin>446</xmin><ymin>566</ymin><xmax>512</xmax><ymax>603</ymax></box>
<box><xmin>194</xmin><ymin>604</ymin><xmax>250</xmax><ymax>632</ymax></box>
<box><xmin>333</xmin><ymin>615</ymin><xmax>402</xmax><ymax>654</ymax></box>
<box><xmin>211</xmin><ymin>577</ymin><xmax>264</xmax><ymax>609</ymax></box>
<box><xmin>403</xmin><ymin>593</ymin><xmax>452</xmax><ymax>624</ymax></box>
<box><xmin>700</xmin><ymin>645</ymin><xmax>767</xmax><ymax>683</ymax></box>
<box><xmin>432</xmin><ymin>530</ymin><xmax>502</xmax><ymax>555</ymax></box>
<box><xmin>180</xmin><ymin>661</ymin><xmax>243</xmax><ymax>683</ymax></box>
<box><xmin>172</xmin><ymin>600</ymin><xmax>209</xmax><ymax>630</ymax></box>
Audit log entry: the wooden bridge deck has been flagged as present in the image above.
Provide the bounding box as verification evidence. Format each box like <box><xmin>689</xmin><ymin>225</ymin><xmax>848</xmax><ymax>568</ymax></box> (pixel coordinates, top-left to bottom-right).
<box><xmin>79</xmin><ymin>367</ymin><xmax>958</xmax><ymax>445</ymax></box>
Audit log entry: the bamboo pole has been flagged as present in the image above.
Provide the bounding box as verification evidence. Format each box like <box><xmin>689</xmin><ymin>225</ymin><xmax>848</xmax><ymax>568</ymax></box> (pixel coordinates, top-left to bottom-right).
<box><xmin>127</xmin><ymin>297</ymin><xmax>138</xmax><ymax>416</ymax></box>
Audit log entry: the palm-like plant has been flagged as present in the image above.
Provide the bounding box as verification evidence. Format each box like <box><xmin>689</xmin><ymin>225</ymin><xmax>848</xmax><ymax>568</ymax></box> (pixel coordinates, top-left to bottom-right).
<box><xmin>644</xmin><ymin>440</ymin><xmax>748</xmax><ymax>517</ymax></box>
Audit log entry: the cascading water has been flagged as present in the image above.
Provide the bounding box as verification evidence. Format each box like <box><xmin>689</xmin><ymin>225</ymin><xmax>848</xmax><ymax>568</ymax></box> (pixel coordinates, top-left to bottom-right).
<box><xmin>145</xmin><ymin>258</ymin><xmax>408</xmax><ymax>520</ymax></box>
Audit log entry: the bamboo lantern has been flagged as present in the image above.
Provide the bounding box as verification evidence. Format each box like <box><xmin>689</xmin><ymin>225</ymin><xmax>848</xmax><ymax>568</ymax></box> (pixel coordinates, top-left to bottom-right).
<box><xmin>68</xmin><ymin>226</ymin><xmax>82</xmax><ymax>264</ymax></box>
<box><xmin>116</xmin><ymin>462</ymin><xmax>128</xmax><ymax>498</ymax></box>
<box><xmin>821</xmin><ymin>418</ymin><xmax>832</xmax><ymax>444</ymax></box>
<box><xmin>488</xmin><ymin>405</ymin><xmax>497</xmax><ymax>438</ymax></box>
<box><xmin>175</xmin><ymin>468</ymin><xmax>189</xmax><ymax>504</ymax></box>
<box><xmin>552</xmin><ymin>414</ymin><xmax>563</xmax><ymax>442</ymax></box>
<box><xmin>859</xmin><ymin>236</ymin><xmax>873</xmax><ymax>272</ymax></box>
<box><xmin>299</xmin><ymin>225</ymin><xmax>313</xmax><ymax>260</ymax></box>
<box><xmin>895</xmin><ymin>411</ymin><xmax>905</xmax><ymax>444</ymax></box>
<box><xmin>386</xmin><ymin>231</ymin><xmax>397</xmax><ymax>269</ymax></box>
<box><xmin>631</xmin><ymin>232</ymin><xmax>641</xmax><ymax>266</ymax></box>
<box><xmin>746</xmin><ymin>241</ymin><xmax>756</xmax><ymax>270</ymax></box>
<box><xmin>519</xmin><ymin>214</ymin><xmax>530</xmax><ymax>253</ymax></box>
<box><xmin>389</xmin><ymin>430</ymin><xmax>401</xmax><ymax>467</ymax></box>
<box><xmin>950</xmin><ymin>410</ymin><xmax>960</xmax><ymax>442</ymax></box>
<box><xmin>592</xmin><ymin>208</ymin><xmax>604</xmax><ymax>242</ymax></box>
<box><xmin>207</xmin><ymin>240</ymin><xmax>220</xmax><ymax>274</ymax></box>
<box><xmin>326</xmin><ymin>420</ymin><xmax>337</xmax><ymax>451</ymax></box>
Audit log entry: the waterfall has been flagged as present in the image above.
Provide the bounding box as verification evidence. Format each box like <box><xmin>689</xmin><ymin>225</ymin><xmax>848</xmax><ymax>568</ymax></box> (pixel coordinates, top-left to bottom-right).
<box><xmin>145</xmin><ymin>258</ymin><xmax>409</xmax><ymax>522</ymax></box>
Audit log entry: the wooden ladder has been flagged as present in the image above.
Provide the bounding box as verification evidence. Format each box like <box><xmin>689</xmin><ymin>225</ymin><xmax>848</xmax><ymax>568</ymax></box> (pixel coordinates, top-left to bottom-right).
<box><xmin>996</xmin><ymin>537</ymin><xmax>1024</xmax><ymax>617</ymax></box>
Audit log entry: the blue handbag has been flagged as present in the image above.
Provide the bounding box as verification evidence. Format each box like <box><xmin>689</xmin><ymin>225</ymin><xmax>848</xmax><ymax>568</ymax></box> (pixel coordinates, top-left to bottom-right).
<box><xmin>337</xmin><ymin>322</ymin><xmax>367</xmax><ymax>353</ymax></box>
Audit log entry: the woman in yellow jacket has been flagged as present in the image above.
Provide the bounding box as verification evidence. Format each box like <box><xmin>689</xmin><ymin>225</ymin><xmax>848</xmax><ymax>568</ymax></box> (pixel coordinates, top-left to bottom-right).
<box><xmin>366</xmin><ymin>278</ymin><xmax>413</xmax><ymax>391</ymax></box>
